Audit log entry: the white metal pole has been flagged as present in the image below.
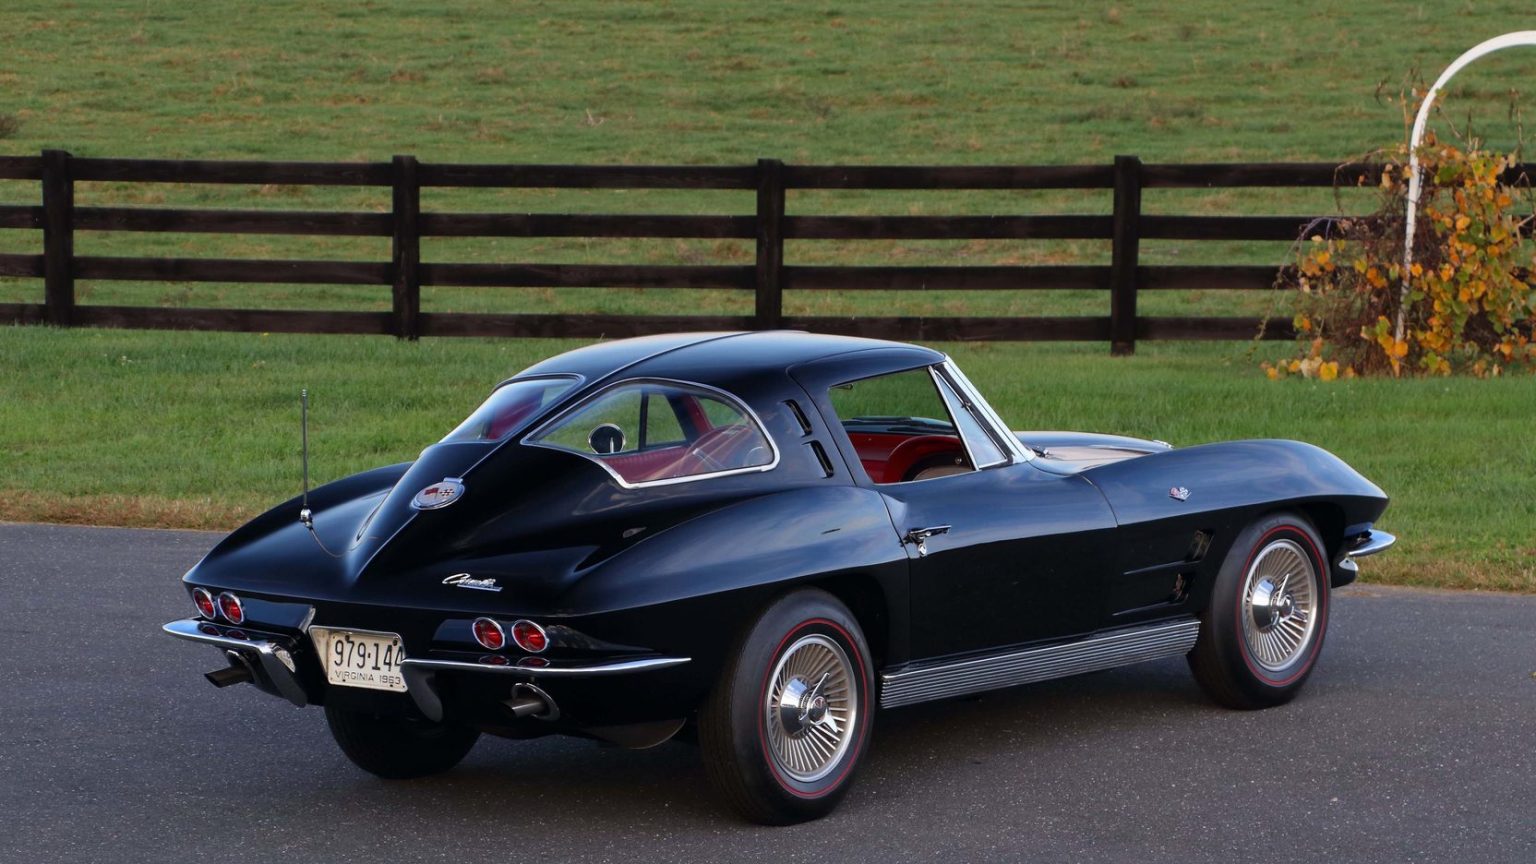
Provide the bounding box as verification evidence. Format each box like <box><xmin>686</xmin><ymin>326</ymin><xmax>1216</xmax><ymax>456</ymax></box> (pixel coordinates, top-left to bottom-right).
<box><xmin>1398</xmin><ymin>31</ymin><xmax>1536</xmax><ymax>345</ymax></box>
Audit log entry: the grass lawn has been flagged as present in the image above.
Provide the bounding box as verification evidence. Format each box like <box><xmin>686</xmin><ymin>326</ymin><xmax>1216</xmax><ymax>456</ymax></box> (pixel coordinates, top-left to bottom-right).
<box><xmin>0</xmin><ymin>2</ymin><xmax>1533</xmax><ymax>590</ymax></box>
<box><xmin>4</xmin><ymin>0</ymin><xmax>1536</xmax><ymax>317</ymax></box>
<box><xmin>1</xmin><ymin>327</ymin><xmax>1531</xmax><ymax>592</ymax></box>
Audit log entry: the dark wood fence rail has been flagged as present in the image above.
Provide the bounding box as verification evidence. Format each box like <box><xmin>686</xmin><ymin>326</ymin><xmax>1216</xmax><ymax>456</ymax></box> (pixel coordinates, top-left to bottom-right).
<box><xmin>1</xmin><ymin>151</ymin><xmax>1529</xmax><ymax>352</ymax></box>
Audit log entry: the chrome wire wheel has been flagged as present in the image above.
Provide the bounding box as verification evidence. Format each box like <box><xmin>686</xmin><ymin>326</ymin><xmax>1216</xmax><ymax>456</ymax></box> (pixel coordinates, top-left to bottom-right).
<box><xmin>1240</xmin><ymin>538</ymin><xmax>1319</xmax><ymax>671</ymax></box>
<box><xmin>763</xmin><ymin>633</ymin><xmax>858</xmax><ymax>783</ymax></box>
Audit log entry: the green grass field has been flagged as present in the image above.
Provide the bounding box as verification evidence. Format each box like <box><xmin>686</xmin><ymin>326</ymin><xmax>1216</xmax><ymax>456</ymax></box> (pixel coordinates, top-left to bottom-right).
<box><xmin>1</xmin><ymin>2</ymin><xmax>1533</xmax><ymax>590</ymax></box>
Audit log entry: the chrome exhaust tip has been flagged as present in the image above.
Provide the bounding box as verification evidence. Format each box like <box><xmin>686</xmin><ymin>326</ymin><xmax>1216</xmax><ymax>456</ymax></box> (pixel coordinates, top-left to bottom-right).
<box><xmin>205</xmin><ymin>652</ymin><xmax>255</xmax><ymax>688</ymax></box>
<box><xmin>504</xmin><ymin>682</ymin><xmax>559</xmax><ymax>721</ymax></box>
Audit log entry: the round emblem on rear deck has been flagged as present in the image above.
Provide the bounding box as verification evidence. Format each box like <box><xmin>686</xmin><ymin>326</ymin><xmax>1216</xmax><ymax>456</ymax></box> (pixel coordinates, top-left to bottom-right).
<box><xmin>411</xmin><ymin>477</ymin><xmax>465</xmax><ymax>510</ymax></box>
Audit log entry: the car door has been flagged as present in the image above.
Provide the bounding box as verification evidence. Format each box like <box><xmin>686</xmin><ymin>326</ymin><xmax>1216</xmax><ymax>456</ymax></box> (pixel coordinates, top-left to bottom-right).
<box><xmin>805</xmin><ymin>358</ymin><xmax>1120</xmax><ymax>661</ymax></box>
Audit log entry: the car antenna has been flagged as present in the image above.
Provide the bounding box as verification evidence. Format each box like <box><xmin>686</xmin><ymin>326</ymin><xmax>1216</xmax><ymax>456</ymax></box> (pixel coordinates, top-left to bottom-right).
<box><xmin>300</xmin><ymin>388</ymin><xmax>313</xmax><ymax>528</ymax></box>
<box><xmin>299</xmin><ymin>389</ymin><xmax>344</xmax><ymax>558</ymax></box>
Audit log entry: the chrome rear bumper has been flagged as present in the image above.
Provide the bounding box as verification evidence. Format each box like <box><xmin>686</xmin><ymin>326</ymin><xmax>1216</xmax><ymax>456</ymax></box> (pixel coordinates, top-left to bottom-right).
<box><xmin>398</xmin><ymin>656</ymin><xmax>690</xmax><ymax>721</ymax></box>
<box><xmin>164</xmin><ymin>617</ymin><xmax>691</xmax><ymax>721</ymax></box>
<box><xmin>162</xmin><ymin>619</ymin><xmax>309</xmax><ymax>706</ymax></box>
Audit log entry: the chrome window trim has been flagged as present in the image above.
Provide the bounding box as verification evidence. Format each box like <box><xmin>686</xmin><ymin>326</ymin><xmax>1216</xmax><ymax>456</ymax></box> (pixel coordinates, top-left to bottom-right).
<box><xmin>523</xmin><ymin>376</ymin><xmax>782</xmax><ymax>490</ymax></box>
<box><xmin>940</xmin><ymin>359</ymin><xmax>1031</xmax><ymax>463</ymax></box>
<box><xmin>928</xmin><ymin>367</ymin><xmax>1009</xmax><ymax>470</ymax></box>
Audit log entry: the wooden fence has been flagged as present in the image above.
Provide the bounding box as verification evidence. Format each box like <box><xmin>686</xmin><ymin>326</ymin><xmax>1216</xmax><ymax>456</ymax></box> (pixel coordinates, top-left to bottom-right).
<box><xmin>2</xmin><ymin>151</ymin><xmax>1522</xmax><ymax>353</ymax></box>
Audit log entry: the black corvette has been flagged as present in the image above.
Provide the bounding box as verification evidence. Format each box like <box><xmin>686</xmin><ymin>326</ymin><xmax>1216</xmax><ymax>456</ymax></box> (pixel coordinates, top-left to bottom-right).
<box><xmin>165</xmin><ymin>331</ymin><xmax>1394</xmax><ymax>823</ymax></box>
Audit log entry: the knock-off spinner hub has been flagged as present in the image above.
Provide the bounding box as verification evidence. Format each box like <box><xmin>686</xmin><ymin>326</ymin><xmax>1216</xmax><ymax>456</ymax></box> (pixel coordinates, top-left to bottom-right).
<box><xmin>1250</xmin><ymin>577</ymin><xmax>1297</xmax><ymax>629</ymax></box>
<box><xmin>806</xmin><ymin>694</ymin><xmax>828</xmax><ymax>724</ymax></box>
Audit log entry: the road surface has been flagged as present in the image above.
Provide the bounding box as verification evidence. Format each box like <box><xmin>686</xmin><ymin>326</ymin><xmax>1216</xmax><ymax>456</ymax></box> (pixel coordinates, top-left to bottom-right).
<box><xmin>1</xmin><ymin>523</ymin><xmax>1531</xmax><ymax>863</ymax></box>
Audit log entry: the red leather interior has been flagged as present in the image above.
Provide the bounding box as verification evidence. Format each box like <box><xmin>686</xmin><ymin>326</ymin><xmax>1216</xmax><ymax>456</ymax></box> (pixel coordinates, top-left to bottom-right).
<box><xmin>485</xmin><ymin>401</ymin><xmax>539</xmax><ymax>439</ymax></box>
<box><xmin>604</xmin><ymin>446</ymin><xmax>691</xmax><ymax>484</ymax></box>
<box><xmin>847</xmin><ymin>431</ymin><xmax>964</xmax><ymax>483</ymax></box>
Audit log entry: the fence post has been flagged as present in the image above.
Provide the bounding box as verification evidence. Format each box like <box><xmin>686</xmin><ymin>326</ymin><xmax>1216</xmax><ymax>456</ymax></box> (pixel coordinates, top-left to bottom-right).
<box><xmin>391</xmin><ymin>155</ymin><xmax>421</xmax><ymax>340</ymax></box>
<box><xmin>755</xmin><ymin>158</ymin><xmax>785</xmax><ymax>330</ymax></box>
<box><xmin>41</xmin><ymin>149</ymin><xmax>75</xmax><ymax>327</ymax></box>
<box><xmin>1109</xmin><ymin>154</ymin><xmax>1142</xmax><ymax>356</ymax></box>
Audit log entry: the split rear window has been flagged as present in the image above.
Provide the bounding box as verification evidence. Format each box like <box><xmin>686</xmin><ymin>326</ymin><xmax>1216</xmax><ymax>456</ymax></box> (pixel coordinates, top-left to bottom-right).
<box><xmin>441</xmin><ymin>376</ymin><xmax>579</xmax><ymax>443</ymax></box>
<box><xmin>526</xmin><ymin>380</ymin><xmax>776</xmax><ymax>486</ymax></box>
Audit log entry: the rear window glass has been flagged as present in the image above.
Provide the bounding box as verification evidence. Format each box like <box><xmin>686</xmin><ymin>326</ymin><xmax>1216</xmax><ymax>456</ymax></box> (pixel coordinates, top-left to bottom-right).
<box><xmin>526</xmin><ymin>380</ymin><xmax>776</xmax><ymax>486</ymax></box>
<box><xmin>441</xmin><ymin>376</ymin><xmax>578</xmax><ymax>443</ymax></box>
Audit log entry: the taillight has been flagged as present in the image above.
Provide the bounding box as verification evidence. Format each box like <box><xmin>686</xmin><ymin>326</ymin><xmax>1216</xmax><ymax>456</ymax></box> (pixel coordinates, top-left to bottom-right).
<box><xmin>510</xmin><ymin>619</ymin><xmax>548</xmax><ymax>653</ymax></box>
<box><xmin>192</xmin><ymin>587</ymin><xmax>217</xmax><ymax>619</ymax></box>
<box><xmin>472</xmin><ymin>617</ymin><xmax>506</xmax><ymax>651</ymax></box>
<box><xmin>217</xmin><ymin>592</ymin><xmax>245</xmax><ymax>624</ymax></box>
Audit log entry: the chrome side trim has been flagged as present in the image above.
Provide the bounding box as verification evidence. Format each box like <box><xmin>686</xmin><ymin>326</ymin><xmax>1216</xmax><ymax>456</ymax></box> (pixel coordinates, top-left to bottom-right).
<box><xmin>399</xmin><ymin>655</ymin><xmax>690</xmax><ymax>678</ymax></box>
<box><xmin>1344</xmin><ymin>530</ymin><xmax>1397</xmax><ymax>559</ymax></box>
<box><xmin>879</xmin><ymin>619</ymin><xmax>1200</xmax><ymax>709</ymax></box>
<box><xmin>162</xmin><ymin>619</ymin><xmax>308</xmax><ymax>707</ymax></box>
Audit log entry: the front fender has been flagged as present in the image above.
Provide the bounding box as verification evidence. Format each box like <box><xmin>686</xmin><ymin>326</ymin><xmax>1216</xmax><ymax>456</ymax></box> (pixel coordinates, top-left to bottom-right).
<box><xmin>1081</xmin><ymin>439</ymin><xmax>1388</xmax><ymax>530</ymax></box>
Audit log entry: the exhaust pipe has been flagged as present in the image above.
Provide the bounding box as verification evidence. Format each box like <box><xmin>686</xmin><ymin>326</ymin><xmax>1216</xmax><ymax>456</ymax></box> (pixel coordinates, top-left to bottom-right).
<box><xmin>205</xmin><ymin>650</ymin><xmax>255</xmax><ymax>688</ymax></box>
<box><xmin>503</xmin><ymin>683</ymin><xmax>559</xmax><ymax>721</ymax></box>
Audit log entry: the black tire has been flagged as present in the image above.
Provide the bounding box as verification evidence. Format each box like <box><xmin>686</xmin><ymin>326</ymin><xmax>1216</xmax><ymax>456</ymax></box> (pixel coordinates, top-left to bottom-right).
<box><xmin>324</xmin><ymin>704</ymin><xmax>480</xmax><ymax>779</ymax></box>
<box><xmin>699</xmin><ymin>589</ymin><xmax>874</xmax><ymax>824</ymax></box>
<box><xmin>1188</xmin><ymin>511</ymin><xmax>1331</xmax><ymax>710</ymax></box>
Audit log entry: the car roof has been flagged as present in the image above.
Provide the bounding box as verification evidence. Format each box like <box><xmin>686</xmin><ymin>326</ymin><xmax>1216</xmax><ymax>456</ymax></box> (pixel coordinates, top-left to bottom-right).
<box><xmin>513</xmin><ymin>331</ymin><xmax>945</xmax><ymax>389</ymax></box>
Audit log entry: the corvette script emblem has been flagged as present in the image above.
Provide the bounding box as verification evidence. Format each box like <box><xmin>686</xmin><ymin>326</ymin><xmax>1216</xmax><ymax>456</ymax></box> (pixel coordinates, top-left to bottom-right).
<box><xmin>443</xmin><ymin>573</ymin><xmax>501</xmax><ymax>592</ymax></box>
<box><xmin>411</xmin><ymin>477</ymin><xmax>465</xmax><ymax>510</ymax></box>
<box><xmin>1168</xmin><ymin>486</ymin><xmax>1191</xmax><ymax>502</ymax></box>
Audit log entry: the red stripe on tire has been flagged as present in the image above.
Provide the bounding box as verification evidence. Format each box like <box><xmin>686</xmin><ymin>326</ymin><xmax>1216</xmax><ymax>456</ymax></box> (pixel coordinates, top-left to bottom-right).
<box><xmin>1233</xmin><ymin>525</ymin><xmax>1328</xmax><ymax>686</ymax></box>
<box><xmin>756</xmin><ymin>617</ymin><xmax>870</xmax><ymax>799</ymax></box>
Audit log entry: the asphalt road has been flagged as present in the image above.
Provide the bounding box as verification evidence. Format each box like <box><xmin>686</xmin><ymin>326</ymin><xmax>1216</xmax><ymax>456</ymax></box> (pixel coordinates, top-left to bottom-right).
<box><xmin>1</xmin><ymin>523</ymin><xmax>1532</xmax><ymax>864</ymax></box>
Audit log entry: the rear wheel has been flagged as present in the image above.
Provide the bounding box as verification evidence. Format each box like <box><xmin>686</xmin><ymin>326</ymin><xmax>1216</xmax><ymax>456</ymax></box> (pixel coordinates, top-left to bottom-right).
<box><xmin>324</xmin><ymin>704</ymin><xmax>480</xmax><ymax>779</ymax></box>
<box><xmin>1189</xmin><ymin>512</ymin><xmax>1330</xmax><ymax>709</ymax></box>
<box><xmin>699</xmin><ymin>589</ymin><xmax>874</xmax><ymax>824</ymax></box>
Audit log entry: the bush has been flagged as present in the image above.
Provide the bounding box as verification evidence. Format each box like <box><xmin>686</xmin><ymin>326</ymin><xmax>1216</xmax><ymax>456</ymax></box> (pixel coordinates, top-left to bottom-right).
<box><xmin>1265</xmin><ymin>134</ymin><xmax>1536</xmax><ymax>379</ymax></box>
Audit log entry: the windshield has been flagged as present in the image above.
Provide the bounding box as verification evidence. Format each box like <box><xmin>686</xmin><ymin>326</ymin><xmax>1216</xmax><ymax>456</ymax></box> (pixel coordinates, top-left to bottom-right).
<box><xmin>441</xmin><ymin>376</ymin><xmax>579</xmax><ymax>443</ymax></box>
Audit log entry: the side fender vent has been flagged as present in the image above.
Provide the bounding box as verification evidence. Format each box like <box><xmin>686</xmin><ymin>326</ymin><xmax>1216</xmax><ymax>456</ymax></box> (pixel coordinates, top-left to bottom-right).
<box><xmin>807</xmin><ymin>441</ymin><xmax>834</xmax><ymax>477</ymax></box>
<box><xmin>1186</xmin><ymin>529</ymin><xmax>1213</xmax><ymax>562</ymax></box>
<box><xmin>785</xmin><ymin>400</ymin><xmax>813</xmax><ymax>436</ymax></box>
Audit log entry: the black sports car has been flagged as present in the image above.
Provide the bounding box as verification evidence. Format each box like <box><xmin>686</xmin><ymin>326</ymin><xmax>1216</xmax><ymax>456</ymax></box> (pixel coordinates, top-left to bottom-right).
<box><xmin>164</xmin><ymin>331</ymin><xmax>1394</xmax><ymax>823</ymax></box>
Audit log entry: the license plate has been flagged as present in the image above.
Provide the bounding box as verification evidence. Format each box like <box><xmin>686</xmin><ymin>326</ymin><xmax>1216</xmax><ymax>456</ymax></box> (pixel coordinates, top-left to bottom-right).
<box><xmin>311</xmin><ymin>627</ymin><xmax>408</xmax><ymax>692</ymax></box>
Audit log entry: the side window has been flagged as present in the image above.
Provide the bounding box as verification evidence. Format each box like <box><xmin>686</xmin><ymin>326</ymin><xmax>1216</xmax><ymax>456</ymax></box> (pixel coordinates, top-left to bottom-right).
<box><xmin>934</xmin><ymin>372</ymin><xmax>1007</xmax><ymax>468</ymax></box>
<box><xmin>643</xmin><ymin>391</ymin><xmax>686</xmax><ymax>447</ymax></box>
<box><xmin>527</xmin><ymin>381</ymin><xmax>776</xmax><ymax>486</ymax></box>
<box><xmin>828</xmin><ymin>368</ymin><xmax>955</xmax><ymax>433</ymax></box>
<box><xmin>828</xmin><ymin>368</ymin><xmax>973</xmax><ymax>484</ymax></box>
<box><xmin>535</xmin><ymin>387</ymin><xmax>644</xmax><ymax>454</ymax></box>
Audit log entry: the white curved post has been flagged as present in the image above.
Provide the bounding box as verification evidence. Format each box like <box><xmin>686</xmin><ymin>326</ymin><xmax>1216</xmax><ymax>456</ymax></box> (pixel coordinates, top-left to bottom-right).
<box><xmin>1398</xmin><ymin>31</ymin><xmax>1536</xmax><ymax>344</ymax></box>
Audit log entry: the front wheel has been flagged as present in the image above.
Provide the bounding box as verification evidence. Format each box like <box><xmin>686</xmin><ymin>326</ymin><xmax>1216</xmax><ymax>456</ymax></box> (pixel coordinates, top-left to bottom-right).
<box><xmin>699</xmin><ymin>589</ymin><xmax>874</xmax><ymax>824</ymax></box>
<box><xmin>325</xmin><ymin>704</ymin><xmax>480</xmax><ymax>779</ymax></box>
<box><xmin>1189</xmin><ymin>512</ymin><xmax>1331</xmax><ymax>709</ymax></box>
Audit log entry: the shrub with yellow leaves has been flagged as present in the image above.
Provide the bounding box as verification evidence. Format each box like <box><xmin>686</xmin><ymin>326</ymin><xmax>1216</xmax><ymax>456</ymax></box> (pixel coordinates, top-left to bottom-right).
<box><xmin>1270</xmin><ymin>132</ymin><xmax>1536</xmax><ymax>379</ymax></box>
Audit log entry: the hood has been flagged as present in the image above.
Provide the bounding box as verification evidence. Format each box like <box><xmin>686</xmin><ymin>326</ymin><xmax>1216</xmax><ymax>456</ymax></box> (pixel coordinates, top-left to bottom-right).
<box><xmin>1016</xmin><ymin>430</ymin><xmax>1172</xmax><ymax>473</ymax></box>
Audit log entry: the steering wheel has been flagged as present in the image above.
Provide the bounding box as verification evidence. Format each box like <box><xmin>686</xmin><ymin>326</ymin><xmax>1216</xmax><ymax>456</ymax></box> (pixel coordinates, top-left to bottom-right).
<box><xmin>687</xmin><ymin>424</ymin><xmax>756</xmax><ymax>472</ymax></box>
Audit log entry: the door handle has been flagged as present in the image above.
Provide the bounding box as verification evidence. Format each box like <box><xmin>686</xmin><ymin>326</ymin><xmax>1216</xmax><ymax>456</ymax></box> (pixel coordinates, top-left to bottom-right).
<box><xmin>902</xmin><ymin>525</ymin><xmax>951</xmax><ymax>557</ymax></box>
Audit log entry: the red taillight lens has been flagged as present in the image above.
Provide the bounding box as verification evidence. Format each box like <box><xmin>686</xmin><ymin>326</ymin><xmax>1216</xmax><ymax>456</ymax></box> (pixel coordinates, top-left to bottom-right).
<box><xmin>472</xmin><ymin>617</ymin><xmax>505</xmax><ymax>651</ymax></box>
<box><xmin>192</xmin><ymin>587</ymin><xmax>217</xmax><ymax>619</ymax></box>
<box><xmin>217</xmin><ymin>592</ymin><xmax>245</xmax><ymax>624</ymax></box>
<box><xmin>510</xmin><ymin>620</ymin><xmax>548</xmax><ymax>653</ymax></box>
